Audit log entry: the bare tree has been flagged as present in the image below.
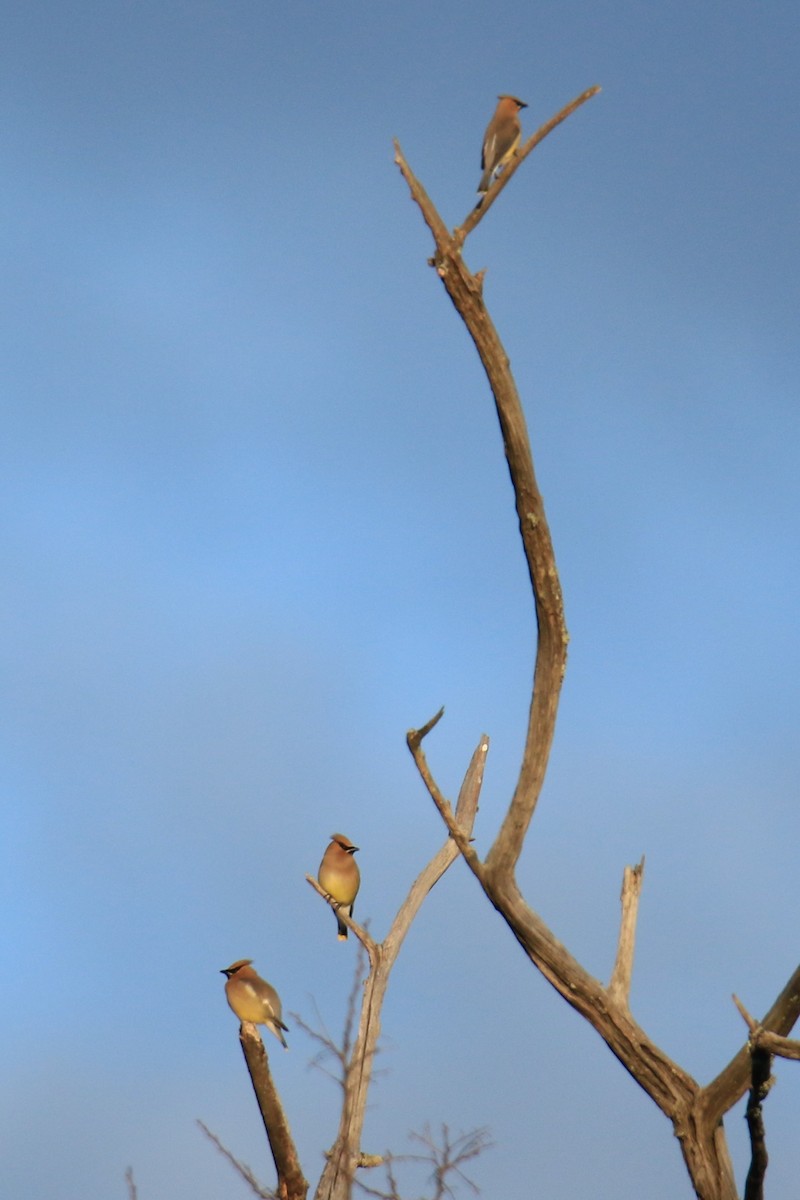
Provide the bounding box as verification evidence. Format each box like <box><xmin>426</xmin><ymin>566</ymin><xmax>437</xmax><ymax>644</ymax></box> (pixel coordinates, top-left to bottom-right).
<box><xmin>393</xmin><ymin>87</ymin><xmax>800</xmax><ymax>1200</ymax></box>
<box><xmin>210</xmin><ymin>85</ymin><xmax>799</xmax><ymax>1200</ymax></box>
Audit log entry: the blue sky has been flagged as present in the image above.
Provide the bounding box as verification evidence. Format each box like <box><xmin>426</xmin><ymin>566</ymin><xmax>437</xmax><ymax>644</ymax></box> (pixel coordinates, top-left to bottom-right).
<box><xmin>2</xmin><ymin>3</ymin><xmax>799</xmax><ymax>1198</ymax></box>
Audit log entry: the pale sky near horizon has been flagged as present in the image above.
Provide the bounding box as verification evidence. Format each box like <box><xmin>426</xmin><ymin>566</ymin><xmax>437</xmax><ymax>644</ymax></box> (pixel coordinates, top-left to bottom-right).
<box><xmin>2</xmin><ymin>4</ymin><xmax>799</xmax><ymax>1199</ymax></box>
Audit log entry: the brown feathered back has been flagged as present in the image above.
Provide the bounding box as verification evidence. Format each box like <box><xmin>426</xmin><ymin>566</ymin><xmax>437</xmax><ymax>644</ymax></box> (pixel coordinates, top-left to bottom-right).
<box><xmin>478</xmin><ymin>94</ymin><xmax>527</xmax><ymax>193</ymax></box>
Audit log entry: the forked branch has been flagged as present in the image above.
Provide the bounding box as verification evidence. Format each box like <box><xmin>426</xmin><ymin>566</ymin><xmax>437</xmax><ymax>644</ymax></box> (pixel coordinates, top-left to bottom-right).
<box><xmin>311</xmin><ymin>735</ymin><xmax>487</xmax><ymax>1200</ymax></box>
<box><xmin>218</xmin><ymin>735</ymin><xmax>487</xmax><ymax>1200</ymax></box>
<box><xmin>397</xmin><ymin>88</ymin><xmax>800</xmax><ymax>1200</ymax></box>
<box><xmin>458</xmin><ymin>85</ymin><xmax>601</xmax><ymax>238</ymax></box>
<box><xmin>396</xmin><ymin>101</ymin><xmax>578</xmax><ymax>875</ymax></box>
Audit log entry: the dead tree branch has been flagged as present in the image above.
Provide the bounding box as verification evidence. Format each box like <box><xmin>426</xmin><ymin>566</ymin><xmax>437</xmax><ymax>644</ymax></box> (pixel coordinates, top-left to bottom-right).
<box><xmin>608</xmin><ymin>857</ymin><xmax>645</xmax><ymax>1008</ymax></box>
<box><xmin>395</xmin><ymin>88</ymin><xmax>800</xmax><ymax>1200</ymax></box>
<box><xmin>305</xmin><ymin>877</ymin><xmax>380</xmax><ymax>967</ymax></box>
<box><xmin>742</xmin><ymin>1046</ymin><xmax>772</xmax><ymax>1200</ymax></box>
<box><xmin>730</xmin><ymin>991</ymin><xmax>800</xmax><ymax>1200</ymax></box>
<box><xmin>395</xmin><ymin>98</ymin><xmax>575</xmax><ymax>876</ymax></box>
<box><xmin>701</xmin><ymin>965</ymin><xmax>800</xmax><ymax>1123</ymax></box>
<box><xmin>409</xmin><ymin>1123</ymin><xmax>492</xmax><ymax>1200</ymax></box>
<box><xmin>291</xmin><ymin>948</ymin><xmax>370</xmax><ymax>1088</ymax></box>
<box><xmin>733</xmin><ymin>992</ymin><xmax>800</xmax><ymax>1061</ymax></box>
<box><xmin>356</xmin><ymin>1124</ymin><xmax>492</xmax><ymax>1200</ymax></box>
<box><xmin>310</xmin><ymin>735</ymin><xmax>487</xmax><ymax>1200</ymax></box>
<box><xmin>231</xmin><ymin>1021</ymin><xmax>308</xmax><ymax>1200</ymax></box>
<box><xmin>198</xmin><ymin>1120</ymin><xmax>277</xmax><ymax>1199</ymax></box>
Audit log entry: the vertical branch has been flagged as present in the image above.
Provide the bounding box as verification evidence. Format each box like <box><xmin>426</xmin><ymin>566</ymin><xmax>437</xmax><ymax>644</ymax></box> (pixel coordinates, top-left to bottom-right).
<box><xmin>729</xmin><ymin>992</ymin><xmax>800</xmax><ymax>1200</ymax></box>
<box><xmin>608</xmin><ymin>857</ymin><xmax>645</xmax><ymax>1007</ymax></box>
<box><xmin>743</xmin><ymin>1047</ymin><xmax>772</xmax><ymax>1200</ymax></box>
<box><xmin>395</xmin><ymin>103</ymin><xmax>589</xmax><ymax>878</ymax></box>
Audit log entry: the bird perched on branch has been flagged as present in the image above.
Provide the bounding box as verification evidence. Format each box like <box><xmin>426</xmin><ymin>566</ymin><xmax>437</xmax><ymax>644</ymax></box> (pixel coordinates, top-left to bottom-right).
<box><xmin>318</xmin><ymin>832</ymin><xmax>360</xmax><ymax>940</ymax></box>
<box><xmin>221</xmin><ymin>958</ymin><xmax>289</xmax><ymax>1048</ymax></box>
<box><xmin>478</xmin><ymin>94</ymin><xmax>528</xmax><ymax>194</ymax></box>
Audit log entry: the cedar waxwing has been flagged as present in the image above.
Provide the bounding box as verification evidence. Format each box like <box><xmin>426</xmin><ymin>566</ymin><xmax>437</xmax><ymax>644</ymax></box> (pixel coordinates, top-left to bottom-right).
<box><xmin>221</xmin><ymin>959</ymin><xmax>289</xmax><ymax>1049</ymax></box>
<box><xmin>318</xmin><ymin>833</ymin><xmax>360</xmax><ymax>941</ymax></box>
<box><xmin>478</xmin><ymin>94</ymin><xmax>528</xmax><ymax>194</ymax></box>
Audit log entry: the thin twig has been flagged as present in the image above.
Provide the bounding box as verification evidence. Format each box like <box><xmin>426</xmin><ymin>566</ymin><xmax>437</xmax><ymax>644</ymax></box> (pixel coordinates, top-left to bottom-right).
<box><xmin>197</xmin><ymin>1120</ymin><xmax>276</xmax><ymax>1199</ymax></box>
<box><xmin>355</xmin><ymin>1124</ymin><xmax>491</xmax><ymax>1200</ymax></box>
<box><xmin>406</xmin><ymin>719</ymin><xmax>485</xmax><ymax>870</ymax></box>
<box><xmin>124</xmin><ymin>1167</ymin><xmax>138</xmax><ymax>1200</ymax></box>
<box><xmin>410</xmin><ymin>1123</ymin><xmax>492</xmax><ymax>1200</ymax></box>
<box><xmin>292</xmin><ymin>945</ymin><xmax>372</xmax><ymax>1088</ymax></box>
